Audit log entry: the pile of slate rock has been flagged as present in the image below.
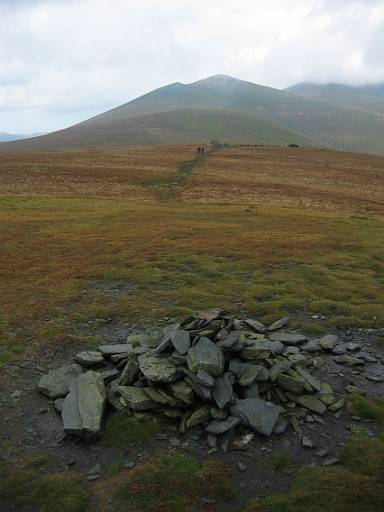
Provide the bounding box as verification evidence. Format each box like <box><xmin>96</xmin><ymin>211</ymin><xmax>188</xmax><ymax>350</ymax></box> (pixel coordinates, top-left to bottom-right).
<box><xmin>38</xmin><ymin>309</ymin><xmax>348</xmax><ymax>449</ymax></box>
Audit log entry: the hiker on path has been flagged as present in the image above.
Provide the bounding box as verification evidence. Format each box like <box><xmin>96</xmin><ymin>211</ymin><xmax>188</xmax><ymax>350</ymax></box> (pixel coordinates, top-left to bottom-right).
<box><xmin>201</xmin><ymin>147</ymin><xmax>205</xmax><ymax>155</ymax></box>
<box><xmin>197</xmin><ymin>146</ymin><xmax>201</xmax><ymax>154</ymax></box>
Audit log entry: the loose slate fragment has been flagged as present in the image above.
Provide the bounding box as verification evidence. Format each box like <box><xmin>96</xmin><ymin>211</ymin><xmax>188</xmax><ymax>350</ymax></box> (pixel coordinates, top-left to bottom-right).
<box><xmin>62</xmin><ymin>371</ymin><xmax>106</xmax><ymax>437</ymax></box>
<box><xmin>240</xmin><ymin>341</ymin><xmax>284</xmax><ymax>360</ymax></box>
<box><xmin>98</xmin><ymin>344</ymin><xmax>134</xmax><ymax>356</ymax></box>
<box><xmin>119</xmin><ymin>359</ymin><xmax>139</xmax><ymax>386</ymax></box>
<box><xmin>277</xmin><ymin>374</ymin><xmax>305</xmax><ymax>395</ymax></box>
<box><xmin>287</xmin><ymin>394</ymin><xmax>327</xmax><ymax>414</ymax></box>
<box><xmin>195</xmin><ymin>369</ymin><xmax>215</xmax><ymax>388</ymax></box>
<box><xmin>269</xmin><ymin>332</ymin><xmax>307</xmax><ymax>345</ymax></box>
<box><xmin>231</xmin><ymin>399</ymin><xmax>281</xmax><ymax>436</ymax></box>
<box><xmin>117</xmin><ymin>386</ymin><xmax>160</xmax><ymax>410</ymax></box>
<box><xmin>218</xmin><ymin>330</ymin><xmax>242</xmax><ymax>349</ymax></box>
<box><xmin>206</xmin><ymin>416</ymin><xmax>240</xmax><ymax>434</ymax></box>
<box><xmin>333</xmin><ymin>355</ymin><xmax>365</xmax><ymax>366</ymax></box>
<box><xmin>199</xmin><ymin>308</ymin><xmax>226</xmax><ymax>321</ymax></box>
<box><xmin>212</xmin><ymin>373</ymin><xmax>233</xmax><ymax>409</ymax></box>
<box><xmin>238</xmin><ymin>364</ymin><xmax>260</xmax><ymax>387</ymax></box>
<box><xmin>74</xmin><ymin>351</ymin><xmax>105</xmax><ymax>367</ymax></box>
<box><xmin>38</xmin><ymin>364</ymin><xmax>83</xmax><ymax>399</ymax></box>
<box><xmin>186</xmin><ymin>337</ymin><xmax>225</xmax><ymax>377</ymax></box>
<box><xmin>138</xmin><ymin>352</ymin><xmax>182</xmax><ymax>383</ymax></box>
<box><xmin>268</xmin><ymin>317</ymin><xmax>290</xmax><ymax>331</ymax></box>
<box><xmin>171</xmin><ymin>330</ymin><xmax>191</xmax><ymax>355</ymax></box>
<box><xmin>295</xmin><ymin>367</ymin><xmax>321</xmax><ymax>392</ymax></box>
<box><xmin>186</xmin><ymin>405</ymin><xmax>211</xmax><ymax>428</ymax></box>
<box><xmin>319</xmin><ymin>334</ymin><xmax>339</xmax><ymax>351</ymax></box>
<box><xmin>244</xmin><ymin>319</ymin><xmax>267</xmax><ymax>333</ymax></box>
<box><xmin>169</xmin><ymin>380</ymin><xmax>194</xmax><ymax>405</ymax></box>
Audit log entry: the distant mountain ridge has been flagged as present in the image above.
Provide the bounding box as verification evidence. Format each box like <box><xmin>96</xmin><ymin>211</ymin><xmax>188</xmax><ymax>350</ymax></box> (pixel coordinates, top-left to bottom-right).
<box><xmin>0</xmin><ymin>132</ymin><xmax>44</xmax><ymax>143</ymax></box>
<box><xmin>2</xmin><ymin>74</ymin><xmax>384</xmax><ymax>154</ymax></box>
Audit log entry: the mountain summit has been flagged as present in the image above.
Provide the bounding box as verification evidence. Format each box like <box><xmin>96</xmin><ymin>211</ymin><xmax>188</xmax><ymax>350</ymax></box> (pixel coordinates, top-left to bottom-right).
<box><xmin>3</xmin><ymin>75</ymin><xmax>384</xmax><ymax>154</ymax></box>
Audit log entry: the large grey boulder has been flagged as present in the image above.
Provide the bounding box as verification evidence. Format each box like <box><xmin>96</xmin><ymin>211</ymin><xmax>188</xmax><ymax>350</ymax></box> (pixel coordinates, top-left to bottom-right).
<box><xmin>62</xmin><ymin>371</ymin><xmax>106</xmax><ymax>437</ymax></box>
<box><xmin>231</xmin><ymin>399</ymin><xmax>280</xmax><ymax>436</ymax></box>
<box><xmin>138</xmin><ymin>352</ymin><xmax>182</xmax><ymax>383</ymax></box>
<box><xmin>186</xmin><ymin>337</ymin><xmax>224</xmax><ymax>377</ymax></box>
<box><xmin>38</xmin><ymin>364</ymin><xmax>83</xmax><ymax>399</ymax></box>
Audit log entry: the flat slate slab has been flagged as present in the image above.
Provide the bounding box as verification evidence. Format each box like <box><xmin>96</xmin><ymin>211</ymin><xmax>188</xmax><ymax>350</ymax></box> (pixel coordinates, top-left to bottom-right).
<box><xmin>98</xmin><ymin>344</ymin><xmax>134</xmax><ymax>356</ymax></box>
<box><xmin>117</xmin><ymin>386</ymin><xmax>160</xmax><ymax>410</ymax></box>
<box><xmin>62</xmin><ymin>371</ymin><xmax>106</xmax><ymax>437</ymax></box>
<box><xmin>74</xmin><ymin>351</ymin><xmax>105</xmax><ymax>366</ymax></box>
<box><xmin>171</xmin><ymin>330</ymin><xmax>191</xmax><ymax>355</ymax></box>
<box><xmin>212</xmin><ymin>373</ymin><xmax>233</xmax><ymax>409</ymax></box>
<box><xmin>268</xmin><ymin>332</ymin><xmax>307</xmax><ymax>345</ymax></box>
<box><xmin>268</xmin><ymin>317</ymin><xmax>290</xmax><ymax>331</ymax></box>
<box><xmin>186</xmin><ymin>337</ymin><xmax>225</xmax><ymax>377</ymax></box>
<box><xmin>138</xmin><ymin>351</ymin><xmax>182</xmax><ymax>383</ymax></box>
<box><xmin>231</xmin><ymin>398</ymin><xmax>281</xmax><ymax>436</ymax></box>
<box><xmin>38</xmin><ymin>363</ymin><xmax>83</xmax><ymax>399</ymax></box>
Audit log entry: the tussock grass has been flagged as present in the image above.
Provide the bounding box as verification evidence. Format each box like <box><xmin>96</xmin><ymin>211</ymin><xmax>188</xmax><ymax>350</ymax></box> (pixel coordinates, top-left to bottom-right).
<box><xmin>272</xmin><ymin>452</ymin><xmax>293</xmax><ymax>471</ymax></box>
<box><xmin>244</xmin><ymin>432</ymin><xmax>384</xmax><ymax>512</ymax></box>
<box><xmin>103</xmin><ymin>412</ymin><xmax>164</xmax><ymax>448</ymax></box>
<box><xmin>347</xmin><ymin>394</ymin><xmax>384</xmax><ymax>423</ymax></box>
<box><xmin>0</xmin><ymin>462</ymin><xmax>90</xmax><ymax>512</ymax></box>
<box><xmin>0</xmin><ymin>145</ymin><xmax>383</xmax><ymax>362</ymax></box>
<box><xmin>112</xmin><ymin>452</ymin><xmax>237</xmax><ymax>512</ymax></box>
<box><xmin>1</xmin><ymin>197</ymin><xmax>384</xmax><ymax>363</ymax></box>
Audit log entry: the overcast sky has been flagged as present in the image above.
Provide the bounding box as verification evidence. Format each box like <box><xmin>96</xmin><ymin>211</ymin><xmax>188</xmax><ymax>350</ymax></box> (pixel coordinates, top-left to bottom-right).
<box><xmin>1</xmin><ymin>0</ymin><xmax>384</xmax><ymax>133</ymax></box>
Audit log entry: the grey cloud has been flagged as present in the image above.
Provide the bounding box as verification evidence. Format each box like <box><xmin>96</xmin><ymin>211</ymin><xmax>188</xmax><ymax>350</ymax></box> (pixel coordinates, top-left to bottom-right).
<box><xmin>0</xmin><ymin>0</ymin><xmax>383</xmax><ymax>132</ymax></box>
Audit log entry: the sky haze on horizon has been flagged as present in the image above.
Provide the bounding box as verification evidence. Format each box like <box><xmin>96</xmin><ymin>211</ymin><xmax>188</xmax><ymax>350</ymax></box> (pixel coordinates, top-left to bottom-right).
<box><xmin>1</xmin><ymin>0</ymin><xmax>384</xmax><ymax>133</ymax></box>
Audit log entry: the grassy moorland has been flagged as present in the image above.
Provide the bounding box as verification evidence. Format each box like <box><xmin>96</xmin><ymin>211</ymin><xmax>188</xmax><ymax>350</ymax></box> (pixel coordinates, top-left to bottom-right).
<box><xmin>0</xmin><ymin>145</ymin><xmax>384</xmax><ymax>364</ymax></box>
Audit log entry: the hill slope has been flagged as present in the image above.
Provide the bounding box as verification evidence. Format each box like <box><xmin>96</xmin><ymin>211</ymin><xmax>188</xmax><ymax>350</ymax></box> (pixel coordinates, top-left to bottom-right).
<box><xmin>286</xmin><ymin>82</ymin><xmax>384</xmax><ymax>114</ymax></box>
<box><xmin>1</xmin><ymin>108</ymin><xmax>310</xmax><ymax>149</ymax></box>
<box><xmin>3</xmin><ymin>74</ymin><xmax>384</xmax><ymax>153</ymax></box>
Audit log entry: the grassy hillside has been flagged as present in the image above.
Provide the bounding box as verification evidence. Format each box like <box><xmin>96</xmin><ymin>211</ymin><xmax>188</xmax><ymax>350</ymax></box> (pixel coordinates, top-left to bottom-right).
<box><xmin>3</xmin><ymin>75</ymin><xmax>384</xmax><ymax>154</ymax></box>
<box><xmin>0</xmin><ymin>144</ymin><xmax>384</xmax><ymax>365</ymax></box>
<box><xmin>2</xmin><ymin>109</ymin><xmax>311</xmax><ymax>150</ymax></box>
<box><xmin>287</xmin><ymin>82</ymin><xmax>384</xmax><ymax>115</ymax></box>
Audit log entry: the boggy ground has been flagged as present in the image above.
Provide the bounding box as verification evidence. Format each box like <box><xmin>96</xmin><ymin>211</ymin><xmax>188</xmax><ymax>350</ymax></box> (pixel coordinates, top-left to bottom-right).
<box><xmin>0</xmin><ymin>144</ymin><xmax>384</xmax><ymax>511</ymax></box>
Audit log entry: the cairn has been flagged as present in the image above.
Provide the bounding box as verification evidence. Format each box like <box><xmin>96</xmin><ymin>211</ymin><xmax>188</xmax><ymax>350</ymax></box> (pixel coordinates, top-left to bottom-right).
<box><xmin>38</xmin><ymin>309</ymin><xmax>358</xmax><ymax>449</ymax></box>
